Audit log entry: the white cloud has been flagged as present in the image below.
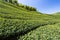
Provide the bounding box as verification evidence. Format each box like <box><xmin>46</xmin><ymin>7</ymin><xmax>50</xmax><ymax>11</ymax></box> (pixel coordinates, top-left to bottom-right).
<box><xmin>18</xmin><ymin>0</ymin><xmax>42</xmax><ymax>5</ymax></box>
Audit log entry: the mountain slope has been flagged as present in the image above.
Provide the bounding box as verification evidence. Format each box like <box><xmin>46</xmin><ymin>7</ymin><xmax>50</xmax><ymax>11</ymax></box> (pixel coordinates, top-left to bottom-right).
<box><xmin>19</xmin><ymin>23</ymin><xmax>60</xmax><ymax>40</ymax></box>
<box><xmin>0</xmin><ymin>1</ymin><xmax>60</xmax><ymax>40</ymax></box>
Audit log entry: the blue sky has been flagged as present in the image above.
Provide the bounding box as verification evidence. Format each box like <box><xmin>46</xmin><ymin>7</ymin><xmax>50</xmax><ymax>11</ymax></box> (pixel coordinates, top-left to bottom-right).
<box><xmin>18</xmin><ymin>0</ymin><xmax>60</xmax><ymax>14</ymax></box>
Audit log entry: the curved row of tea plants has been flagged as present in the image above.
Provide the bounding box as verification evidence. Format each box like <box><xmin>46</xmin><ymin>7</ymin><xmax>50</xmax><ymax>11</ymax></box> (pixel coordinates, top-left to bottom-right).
<box><xmin>0</xmin><ymin>0</ymin><xmax>60</xmax><ymax>40</ymax></box>
<box><xmin>19</xmin><ymin>23</ymin><xmax>60</xmax><ymax>40</ymax></box>
<box><xmin>0</xmin><ymin>17</ymin><xmax>58</xmax><ymax>39</ymax></box>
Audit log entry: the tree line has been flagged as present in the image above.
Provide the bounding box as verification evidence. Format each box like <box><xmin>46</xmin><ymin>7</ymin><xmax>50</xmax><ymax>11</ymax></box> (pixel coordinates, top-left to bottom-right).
<box><xmin>4</xmin><ymin>0</ymin><xmax>37</xmax><ymax>11</ymax></box>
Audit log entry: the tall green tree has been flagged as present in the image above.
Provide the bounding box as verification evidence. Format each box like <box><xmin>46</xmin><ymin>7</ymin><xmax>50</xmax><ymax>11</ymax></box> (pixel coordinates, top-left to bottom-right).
<box><xmin>9</xmin><ymin>0</ymin><xmax>12</xmax><ymax>3</ymax></box>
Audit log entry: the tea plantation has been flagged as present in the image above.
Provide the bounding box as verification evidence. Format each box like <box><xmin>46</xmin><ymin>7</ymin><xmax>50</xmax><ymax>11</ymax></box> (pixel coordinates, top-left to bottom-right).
<box><xmin>0</xmin><ymin>0</ymin><xmax>60</xmax><ymax>40</ymax></box>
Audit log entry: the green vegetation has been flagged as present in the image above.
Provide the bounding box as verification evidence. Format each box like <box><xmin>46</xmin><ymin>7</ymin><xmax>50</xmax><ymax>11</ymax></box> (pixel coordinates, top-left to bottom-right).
<box><xmin>19</xmin><ymin>23</ymin><xmax>60</xmax><ymax>40</ymax></box>
<box><xmin>0</xmin><ymin>0</ymin><xmax>60</xmax><ymax>40</ymax></box>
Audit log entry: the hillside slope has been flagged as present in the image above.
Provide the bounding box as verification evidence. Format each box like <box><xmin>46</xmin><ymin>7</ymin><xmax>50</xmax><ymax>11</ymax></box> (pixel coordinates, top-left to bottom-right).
<box><xmin>19</xmin><ymin>23</ymin><xmax>60</xmax><ymax>40</ymax></box>
<box><xmin>0</xmin><ymin>1</ymin><xmax>60</xmax><ymax>40</ymax></box>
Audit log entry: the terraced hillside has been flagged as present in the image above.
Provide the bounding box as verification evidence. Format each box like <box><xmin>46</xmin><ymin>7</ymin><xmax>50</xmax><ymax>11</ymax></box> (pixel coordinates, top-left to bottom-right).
<box><xmin>19</xmin><ymin>23</ymin><xmax>60</xmax><ymax>40</ymax></box>
<box><xmin>0</xmin><ymin>0</ymin><xmax>60</xmax><ymax>40</ymax></box>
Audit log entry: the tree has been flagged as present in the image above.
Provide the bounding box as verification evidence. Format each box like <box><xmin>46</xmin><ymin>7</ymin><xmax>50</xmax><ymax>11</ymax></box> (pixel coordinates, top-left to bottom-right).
<box><xmin>5</xmin><ymin>0</ymin><xmax>7</xmax><ymax>2</ymax></box>
<box><xmin>9</xmin><ymin>0</ymin><xmax>12</xmax><ymax>3</ymax></box>
<box><xmin>14</xmin><ymin>0</ymin><xmax>19</xmax><ymax>6</ymax></box>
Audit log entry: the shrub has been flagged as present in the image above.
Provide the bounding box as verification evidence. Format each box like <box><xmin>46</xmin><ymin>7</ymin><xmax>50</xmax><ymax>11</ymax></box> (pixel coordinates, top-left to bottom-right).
<box><xmin>19</xmin><ymin>4</ymin><xmax>37</xmax><ymax>11</ymax></box>
<box><xmin>28</xmin><ymin>6</ymin><xmax>36</xmax><ymax>11</ymax></box>
<box><xmin>4</xmin><ymin>0</ymin><xmax>7</xmax><ymax>2</ymax></box>
<box><xmin>9</xmin><ymin>0</ymin><xmax>12</xmax><ymax>3</ymax></box>
<box><xmin>25</xmin><ymin>6</ymin><xmax>29</xmax><ymax>10</ymax></box>
<box><xmin>13</xmin><ymin>1</ymin><xmax>19</xmax><ymax>6</ymax></box>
